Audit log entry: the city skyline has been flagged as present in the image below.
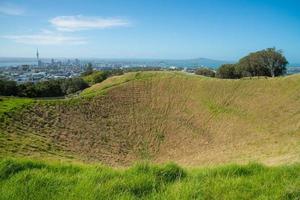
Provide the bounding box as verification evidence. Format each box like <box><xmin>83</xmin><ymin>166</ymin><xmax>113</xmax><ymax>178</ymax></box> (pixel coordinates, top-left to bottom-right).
<box><xmin>0</xmin><ymin>0</ymin><xmax>300</xmax><ymax>63</ymax></box>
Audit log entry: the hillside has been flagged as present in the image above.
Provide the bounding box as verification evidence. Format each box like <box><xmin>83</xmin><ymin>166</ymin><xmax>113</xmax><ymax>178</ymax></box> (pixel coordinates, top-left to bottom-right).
<box><xmin>0</xmin><ymin>71</ymin><xmax>300</xmax><ymax>166</ymax></box>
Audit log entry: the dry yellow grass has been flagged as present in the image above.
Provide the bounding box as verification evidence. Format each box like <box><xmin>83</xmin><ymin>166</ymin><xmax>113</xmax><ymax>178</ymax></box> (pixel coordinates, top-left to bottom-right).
<box><xmin>1</xmin><ymin>71</ymin><xmax>300</xmax><ymax>166</ymax></box>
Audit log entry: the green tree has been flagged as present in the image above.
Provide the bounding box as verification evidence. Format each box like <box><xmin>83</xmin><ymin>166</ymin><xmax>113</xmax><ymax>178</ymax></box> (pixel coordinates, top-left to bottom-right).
<box><xmin>35</xmin><ymin>80</ymin><xmax>63</xmax><ymax>97</ymax></box>
<box><xmin>217</xmin><ymin>64</ymin><xmax>240</xmax><ymax>79</ymax></box>
<box><xmin>17</xmin><ymin>82</ymin><xmax>37</xmax><ymax>97</ymax></box>
<box><xmin>0</xmin><ymin>79</ymin><xmax>17</xmax><ymax>96</ymax></box>
<box><xmin>238</xmin><ymin>48</ymin><xmax>288</xmax><ymax>77</ymax></box>
<box><xmin>61</xmin><ymin>78</ymin><xmax>88</xmax><ymax>95</ymax></box>
<box><xmin>195</xmin><ymin>67</ymin><xmax>216</xmax><ymax>77</ymax></box>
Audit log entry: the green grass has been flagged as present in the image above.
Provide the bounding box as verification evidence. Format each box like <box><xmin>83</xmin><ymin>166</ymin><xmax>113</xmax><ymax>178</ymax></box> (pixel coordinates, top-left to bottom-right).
<box><xmin>1</xmin><ymin>72</ymin><xmax>300</xmax><ymax>199</ymax></box>
<box><xmin>0</xmin><ymin>158</ymin><xmax>299</xmax><ymax>200</ymax></box>
<box><xmin>0</xmin><ymin>97</ymin><xmax>33</xmax><ymax>115</ymax></box>
<box><xmin>0</xmin><ymin>97</ymin><xmax>34</xmax><ymax>123</ymax></box>
<box><xmin>80</xmin><ymin>71</ymin><xmax>181</xmax><ymax>97</ymax></box>
<box><xmin>82</xmin><ymin>71</ymin><xmax>107</xmax><ymax>85</ymax></box>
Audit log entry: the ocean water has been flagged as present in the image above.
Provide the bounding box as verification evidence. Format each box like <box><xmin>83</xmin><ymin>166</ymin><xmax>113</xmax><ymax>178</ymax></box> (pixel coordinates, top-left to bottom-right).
<box><xmin>0</xmin><ymin>62</ymin><xmax>37</xmax><ymax>67</ymax></box>
<box><xmin>0</xmin><ymin>58</ymin><xmax>38</xmax><ymax>67</ymax></box>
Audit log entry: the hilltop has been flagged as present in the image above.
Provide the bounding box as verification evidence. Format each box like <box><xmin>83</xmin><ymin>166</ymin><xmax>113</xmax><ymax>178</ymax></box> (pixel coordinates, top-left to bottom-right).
<box><xmin>0</xmin><ymin>71</ymin><xmax>300</xmax><ymax>166</ymax></box>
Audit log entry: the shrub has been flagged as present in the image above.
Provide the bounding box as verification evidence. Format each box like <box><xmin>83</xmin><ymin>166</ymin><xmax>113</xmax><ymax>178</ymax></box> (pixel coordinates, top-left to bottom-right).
<box><xmin>17</xmin><ymin>82</ymin><xmax>38</xmax><ymax>97</ymax></box>
<box><xmin>83</xmin><ymin>71</ymin><xmax>110</xmax><ymax>85</ymax></box>
<box><xmin>35</xmin><ymin>80</ymin><xmax>63</xmax><ymax>97</ymax></box>
<box><xmin>0</xmin><ymin>79</ymin><xmax>18</xmax><ymax>96</ymax></box>
<box><xmin>60</xmin><ymin>78</ymin><xmax>89</xmax><ymax>95</ymax></box>
<box><xmin>217</xmin><ymin>64</ymin><xmax>240</xmax><ymax>79</ymax></box>
<box><xmin>195</xmin><ymin>67</ymin><xmax>216</xmax><ymax>77</ymax></box>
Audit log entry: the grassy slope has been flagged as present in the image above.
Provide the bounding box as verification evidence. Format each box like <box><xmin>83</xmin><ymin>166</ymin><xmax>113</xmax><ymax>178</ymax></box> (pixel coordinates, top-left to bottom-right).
<box><xmin>0</xmin><ymin>97</ymin><xmax>33</xmax><ymax>118</ymax></box>
<box><xmin>0</xmin><ymin>71</ymin><xmax>299</xmax><ymax>166</ymax></box>
<box><xmin>0</xmin><ymin>158</ymin><xmax>299</xmax><ymax>200</ymax></box>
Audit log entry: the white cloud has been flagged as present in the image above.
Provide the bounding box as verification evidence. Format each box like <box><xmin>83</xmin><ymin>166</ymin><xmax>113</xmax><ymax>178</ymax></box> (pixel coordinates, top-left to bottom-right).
<box><xmin>50</xmin><ymin>15</ymin><xmax>130</xmax><ymax>31</ymax></box>
<box><xmin>0</xmin><ymin>3</ymin><xmax>24</xmax><ymax>16</ymax></box>
<box><xmin>3</xmin><ymin>33</ymin><xmax>87</xmax><ymax>45</ymax></box>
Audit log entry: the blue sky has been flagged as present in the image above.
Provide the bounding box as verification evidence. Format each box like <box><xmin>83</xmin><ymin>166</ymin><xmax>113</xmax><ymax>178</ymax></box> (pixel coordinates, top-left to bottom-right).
<box><xmin>0</xmin><ymin>0</ymin><xmax>300</xmax><ymax>62</ymax></box>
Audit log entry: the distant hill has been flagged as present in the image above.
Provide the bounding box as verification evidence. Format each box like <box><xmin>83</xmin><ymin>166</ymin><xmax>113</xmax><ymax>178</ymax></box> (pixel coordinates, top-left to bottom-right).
<box><xmin>154</xmin><ymin>57</ymin><xmax>231</xmax><ymax>68</ymax></box>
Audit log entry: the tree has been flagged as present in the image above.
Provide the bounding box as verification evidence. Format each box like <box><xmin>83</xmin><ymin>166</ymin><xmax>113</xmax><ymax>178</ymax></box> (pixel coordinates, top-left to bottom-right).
<box><xmin>217</xmin><ymin>64</ymin><xmax>240</xmax><ymax>79</ymax></box>
<box><xmin>17</xmin><ymin>82</ymin><xmax>37</xmax><ymax>97</ymax></box>
<box><xmin>195</xmin><ymin>67</ymin><xmax>216</xmax><ymax>77</ymax></box>
<box><xmin>93</xmin><ymin>72</ymin><xmax>109</xmax><ymax>84</ymax></box>
<box><xmin>15</xmin><ymin>78</ymin><xmax>89</xmax><ymax>98</ymax></box>
<box><xmin>261</xmin><ymin>48</ymin><xmax>288</xmax><ymax>77</ymax></box>
<box><xmin>238</xmin><ymin>53</ymin><xmax>270</xmax><ymax>77</ymax></box>
<box><xmin>238</xmin><ymin>48</ymin><xmax>288</xmax><ymax>77</ymax></box>
<box><xmin>0</xmin><ymin>79</ymin><xmax>17</xmax><ymax>96</ymax></box>
<box><xmin>35</xmin><ymin>80</ymin><xmax>63</xmax><ymax>97</ymax></box>
<box><xmin>61</xmin><ymin>78</ymin><xmax>88</xmax><ymax>95</ymax></box>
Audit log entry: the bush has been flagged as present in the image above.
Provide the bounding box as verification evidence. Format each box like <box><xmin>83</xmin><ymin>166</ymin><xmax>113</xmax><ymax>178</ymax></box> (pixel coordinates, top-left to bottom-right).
<box><xmin>1</xmin><ymin>78</ymin><xmax>89</xmax><ymax>98</ymax></box>
<box><xmin>217</xmin><ymin>64</ymin><xmax>240</xmax><ymax>79</ymax></box>
<box><xmin>195</xmin><ymin>67</ymin><xmax>216</xmax><ymax>77</ymax></box>
<box><xmin>83</xmin><ymin>71</ymin><xmax>110</xmax><ymax>85</ymax></box>
<box><xmin>60</xmin><ymin>78</ymin><xmax>89</xmax><ymax>95</ymax></box>
<box><xmin>0</xmin><ymin>79</ymin><xmax>18</xmax><ymax>96</ymax></box>
<box><xmin>17</xmin><ymin>82</ymin><xmax>38</xmax><ymax>97</ymax></box>
<box><xmin>35</xmin><ymin>80</ymin><xmax>64</xmax><ymax>97</ymax></box>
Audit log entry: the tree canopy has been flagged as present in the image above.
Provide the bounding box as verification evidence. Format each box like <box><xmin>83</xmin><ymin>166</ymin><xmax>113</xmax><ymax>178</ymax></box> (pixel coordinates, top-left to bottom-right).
<box><xmin>195</xmin><ymin>67</ymin><xmax>216</xmax><ymax>77</ymax></box>
<box><xmin>217</xmin><ymin>48</ymin><xmax>288</xmax><ymax>79</ymax></box>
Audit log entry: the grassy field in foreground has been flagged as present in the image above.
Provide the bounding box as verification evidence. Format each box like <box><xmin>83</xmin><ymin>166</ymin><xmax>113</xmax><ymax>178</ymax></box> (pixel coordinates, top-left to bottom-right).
<box><xmin>0</xmin><ymin>158</ymin><xmax>299</xmax><ymax>200</ymax></box>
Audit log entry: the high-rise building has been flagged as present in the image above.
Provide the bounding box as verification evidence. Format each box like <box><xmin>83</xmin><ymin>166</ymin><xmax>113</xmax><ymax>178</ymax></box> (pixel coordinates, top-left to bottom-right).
<box><xmin>36</xmin><ymin>49</ymin><xmax>42</xmax><ymax>67</ymax></box>
<box><xmin>75</xmin><ymin>58</ymin><xmax>80</xmax><ymax>66</ymax></box>
<box><xmin>36</xmin><ymin>48</ymin><xmax>39</xmax><ymax>61</ymax></box>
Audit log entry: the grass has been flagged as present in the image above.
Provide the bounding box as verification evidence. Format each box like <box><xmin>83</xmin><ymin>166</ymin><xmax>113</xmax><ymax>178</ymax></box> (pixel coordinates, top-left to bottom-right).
<box><xmin>82</xmin><ymin>71</ymin><xmax>107</xmax><ymax>85</ymax></box>
<box><xmin>0</xmin><ymin>158</ymin><xmax>299</xmax><ymax>200</ymax></box>
<box><xmin>0</xmin><ymin>97</ymin><xmax>34</xmax><ymax>123</ymax></box>
<box><xmin>80</xmin><ymin>71</ymin><xmax>158</xmax><ymax>97</ymax></box>
<box><xmin>1</xmin><ymin>72</ymin><xmax>300</xmax><ymax>199</ymax></box>
<box><xmin>0</xmin><ymin>97</ymin><xmax>33</xmax><ymax>116</ymax></box>
<box><xmin>0</xmin><ymin>71</ymin><xmax>300</xmax><ymax>166</ymax></box>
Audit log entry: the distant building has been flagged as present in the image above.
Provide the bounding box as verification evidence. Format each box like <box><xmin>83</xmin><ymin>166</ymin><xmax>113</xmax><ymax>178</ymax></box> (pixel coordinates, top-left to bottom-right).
<box><xmin>75</xmin><ymin>58</ymin><xmax>80</xmax><ymax>66</ymax></box>
<box><xmin>21</xmin><ymin>65</ymin><xmax>30</xmax><ymax>71</ymax></box>
<box><xmin>36</xmin><ymin>49</ymin><xmax>39</xmax><ymax>61</ymax></box>
<box><xmin>36</xmin><ymin>49</ymin><xmax>42</xmax><ymax>67</ymax></box>
<box><xmin>38</xmin><ymin>60</ymin><xmax>43</xmax><ymax>67</ymax></box>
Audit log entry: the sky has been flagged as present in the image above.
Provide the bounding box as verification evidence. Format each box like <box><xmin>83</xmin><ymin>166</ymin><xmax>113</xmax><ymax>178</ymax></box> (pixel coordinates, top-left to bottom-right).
<box><xmin>0</xmin><ymin>0</ymin><xmax>300</xmax><ymax>63</ymax></box>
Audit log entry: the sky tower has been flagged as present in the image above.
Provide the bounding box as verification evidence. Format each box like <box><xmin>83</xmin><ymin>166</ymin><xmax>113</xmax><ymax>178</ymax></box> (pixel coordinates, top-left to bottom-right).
<box><xmin>36</xmin><ymin>48</ymin><xmax>39</xmax><ymax>61</ymax></box>
<box><xmin>36</xmin><ymin>49</ymin><xmax>42</xmax><ymax>67</ymax></box>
